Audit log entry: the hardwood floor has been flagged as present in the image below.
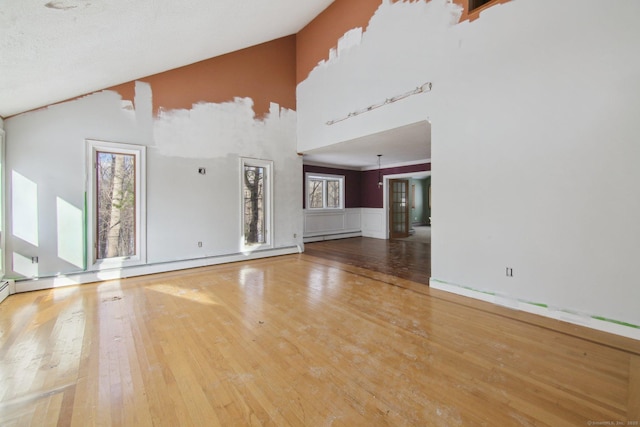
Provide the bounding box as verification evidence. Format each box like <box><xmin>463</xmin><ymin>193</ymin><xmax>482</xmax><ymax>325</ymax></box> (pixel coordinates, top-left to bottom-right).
<box><xmin>305</xmin><ymin>237</ymin><xmax>430</xmax><ymax>285</ymax></box>
<box><xmin>1</xmin><ymin>243</ymin><xmax>639</xmax><ymax>426</ymax></box>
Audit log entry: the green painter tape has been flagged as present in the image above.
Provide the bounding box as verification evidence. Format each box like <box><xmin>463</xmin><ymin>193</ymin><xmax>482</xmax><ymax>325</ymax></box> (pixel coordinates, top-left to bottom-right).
<box><xmin>460</xmin><ymin>285</ymin><xmax>494</xmax><ymax>296</ymax></box>
<box><xmin>526</xmin><ymin>302</ymin><xmax>548</xmax><ymax>308</ymax></box>
<box><xmin>591</xmin><ymin>316</ymin><xmax>640</xmax><ymax>329</ymax></box>
<box><xmin>434</xmin><ymin>278</ymin><xmax>639</xmax><ymax>331</ymax></box>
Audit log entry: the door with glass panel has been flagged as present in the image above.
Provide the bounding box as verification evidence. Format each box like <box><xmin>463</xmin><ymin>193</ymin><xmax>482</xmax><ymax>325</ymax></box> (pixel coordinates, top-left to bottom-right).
<box><xmin>389</xmin><ymin>179</ymin><xmax>409</xmax><ymax>239</ymax></box>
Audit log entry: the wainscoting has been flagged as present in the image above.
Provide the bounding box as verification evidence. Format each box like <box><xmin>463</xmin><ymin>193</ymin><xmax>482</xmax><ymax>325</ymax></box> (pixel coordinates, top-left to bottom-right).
<box><xmin>303</xmin><ymin>208</ymin><xmax>386</xmax><ymax>242</ymax></box>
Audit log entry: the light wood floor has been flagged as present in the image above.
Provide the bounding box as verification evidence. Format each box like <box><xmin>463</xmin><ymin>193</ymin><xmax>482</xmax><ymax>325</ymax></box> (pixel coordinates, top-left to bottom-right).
<box><xmin>1</xmin><ymin>250</ymin><xmax>639</xmax><ymax>426</ymax></box>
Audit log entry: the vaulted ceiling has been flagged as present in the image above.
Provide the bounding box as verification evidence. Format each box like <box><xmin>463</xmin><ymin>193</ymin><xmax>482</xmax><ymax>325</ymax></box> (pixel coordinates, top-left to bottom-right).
<box><xmin>0</xmin><ymin>0</ymin><xmax>334</xmax><ymax>118</ymax></box>
<box><xmin>1</xmin><ymin>0</ymin><xmax>431</xmax><ymax>169</ymax></box>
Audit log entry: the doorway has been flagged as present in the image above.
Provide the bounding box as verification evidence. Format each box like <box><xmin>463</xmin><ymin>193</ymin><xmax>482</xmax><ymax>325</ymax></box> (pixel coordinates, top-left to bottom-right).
<box><xmin>383</xmin><ymin>171</ymin><xmax>431</xmax><ymax>241</ymax></box>
<box><xmin>389</xmin><ymin>179</ymin><xmax>410</xmax><ymax>239</ymax></box>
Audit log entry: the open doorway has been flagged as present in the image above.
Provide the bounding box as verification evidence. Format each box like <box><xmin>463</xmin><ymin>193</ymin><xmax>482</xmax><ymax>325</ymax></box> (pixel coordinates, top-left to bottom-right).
<box><xmin>301</xmin><ymin>120</ymin><xmax>432</xmax><ymax>284</ymax></box>
<box><xmin>384</xmin><ymin>170</ymin><xmax>431</xmax><ymax>244</ymax></box>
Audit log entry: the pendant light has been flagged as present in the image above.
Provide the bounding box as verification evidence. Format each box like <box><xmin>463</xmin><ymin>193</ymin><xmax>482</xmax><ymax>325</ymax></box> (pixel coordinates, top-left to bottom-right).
<box><xmin>377</xmin><ymin>154</ymin><xmax>383</xmax><ymax>189</ymax></box>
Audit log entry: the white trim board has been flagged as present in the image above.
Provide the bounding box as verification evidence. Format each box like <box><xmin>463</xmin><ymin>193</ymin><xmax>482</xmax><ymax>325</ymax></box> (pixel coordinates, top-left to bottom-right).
<box><xmin>304</xmin><ymin>231</ymin><xmax>361</xmax><ymax>243</ymax></box>
<box><xmin>14</xmin><ymin>246</ymin><xmax>300</xmax><ymax>293</ymax></box>
<box><xmin>430</xmin><ymin>278</ymin><xmax>640</xmax><ymax>342</ymax></box>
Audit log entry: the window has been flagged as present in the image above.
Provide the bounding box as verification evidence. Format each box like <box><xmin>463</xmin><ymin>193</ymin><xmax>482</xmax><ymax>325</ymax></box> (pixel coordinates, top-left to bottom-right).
<box><xmin>306</xmin><ymin>173</ymin><xmax>344</xmax><ymax>210</ymax></box>
<box><xmin>469</xmin><ymin>0</ymin><xmax>494</xmax><ymax>12</ymax></box>
<box><xmin>241</xmin><ymin>158</ymin><xmax>273</xmax><ymax>250</ymax></box>
<box><xmin>87</xmin><ymin>140</ymin><xmax>146</xmax><ymax>267</ymax></box>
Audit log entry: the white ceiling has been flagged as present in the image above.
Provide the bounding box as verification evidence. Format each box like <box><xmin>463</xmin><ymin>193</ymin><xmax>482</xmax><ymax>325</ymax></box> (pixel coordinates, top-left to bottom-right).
<box><xmin>0</xmin><ymin>0</ymin><xmax>334</xmax><ymax>118</ymax></box>
<box><xmin>303</xmin><ymin>121</ymin><xmax>431</xmax><ymax>170</ymax></box>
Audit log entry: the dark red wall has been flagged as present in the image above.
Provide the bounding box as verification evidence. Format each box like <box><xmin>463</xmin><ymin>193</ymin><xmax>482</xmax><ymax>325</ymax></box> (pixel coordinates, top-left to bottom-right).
<box><xmin>361</xmin><ymin>163</ymin><xmax>431</xmax><ymax>208</ymax></box>
<box><xmin>303</xmin><ymin>163</ymin><xmax>430</xmax><ymax>209</ymax></box>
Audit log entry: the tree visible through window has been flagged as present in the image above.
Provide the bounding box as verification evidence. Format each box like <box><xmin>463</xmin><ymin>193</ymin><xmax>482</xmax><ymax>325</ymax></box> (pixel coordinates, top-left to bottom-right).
<box><xmin>241</xmin><ymin>158</ymin><xmax>272</xmax><ymax>249</ymax></box>
<box><xmin>306</xmin><ymin>174</ymin><xmax>344</xmax><ymax>210</ymax></box>
<box><xmin>308</xmin><ymin>178</ymin><xmax>323</xmax><ymax>209</ymax></box>
<box><xmin>96</xmin><ymin>151</ymin><xmax>136</xmax><ymax>259</ymax></box>
<box><xmin>243</xmin><ymin>165</ymin><xmax>265</xmax><ymax>245</ymax></box>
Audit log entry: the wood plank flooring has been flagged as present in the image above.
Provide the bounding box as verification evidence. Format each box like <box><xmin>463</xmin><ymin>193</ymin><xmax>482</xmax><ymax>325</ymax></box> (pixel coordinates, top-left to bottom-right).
<box><xmin>304</xmin><ymin>237</ymin><xmax>430</xmax><ymax>285</ymax></box>
<box><xmin>1</xmin><ymin>242</ymin><xmax>639</xmax><ymax>426</ymax></box>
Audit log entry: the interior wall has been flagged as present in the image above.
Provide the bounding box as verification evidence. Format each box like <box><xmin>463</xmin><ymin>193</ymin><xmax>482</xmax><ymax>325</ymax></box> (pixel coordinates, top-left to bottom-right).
<box><xmin>110</xmin><ymin>36</ymin><xmax>297</xmax><ymax>118</ymax></box>
<box><xmin>361</xmin><ymin>163</ymin><xmax>431</xmax><ymax>208</ymax></box>
<box><xmin>294</xmin><ymin>0</ymin><xmax>510</xmax><ymax>83</ymax></box>
<box><xmin>297</xmin><ymin>0</ymin><xmax>640</xmax><ymax>333</ymax></box>
<box><xmin>5</xmin><ymin>37</ymin><xmax>302</xmax><ymax>281</ymax></box>
<box><xmin>409</xmin><ymin>178</ymin><xmax>425</xmax><ymax>225</ymax></box>
<box><xmin>296</xmin><ymin>0</ymin><xmax>382</xmax><ymax>83</ymax></box>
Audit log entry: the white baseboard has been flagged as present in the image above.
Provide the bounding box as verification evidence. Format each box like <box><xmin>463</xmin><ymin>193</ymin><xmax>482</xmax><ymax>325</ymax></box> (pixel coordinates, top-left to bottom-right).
<box><xmin>304</xmin><ymin>231</ymin><xmax>361</xmax><ymax>243</ymax></box>
<box><xmin>430</xmin><ymin>278</ymin><xmax>640</xmax><ymax>342</ymax></box>
<box><xmin>14</xmin><ymin>246</ymin><xmax>300</xmax><ymax>293</ymax></box>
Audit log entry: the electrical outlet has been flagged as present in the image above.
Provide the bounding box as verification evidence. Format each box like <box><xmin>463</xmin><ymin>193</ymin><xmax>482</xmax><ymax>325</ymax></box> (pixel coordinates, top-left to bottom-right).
<box><xmin>293</xmin><ymin>233</ymin><xmax>297</xmax><ymax>238</ymax></box>
<box><xmin>31</xmin><ymin>256</ymin><xmax>39</xmax><ymax>264</ymax></box>
<box><xmin>197</xmin><ymin>241</ymin><xmax>202</xmax><ymax>248</ymax></box>
<box><xmin>506</xmin><ymin>267</ymin><xmax>513</xmax><ymax>277</ymax></box>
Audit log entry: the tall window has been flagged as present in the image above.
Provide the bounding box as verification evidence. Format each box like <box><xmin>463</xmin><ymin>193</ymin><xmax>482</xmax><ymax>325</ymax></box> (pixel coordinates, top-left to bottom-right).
<box><xmin>306</xmin><ymin>173</ymin><xmax>344</xmax><ymax>210</ymax></box>
<box><xmin>87</xmin><ymin>140</ymin><xmax>145</xmax><ymax>267</ymax></box>
<box><xmin>96</xmin><ymin>151</ymin><xmax>135</xmax><ymax>259</ymax></box>
<box><xmin>241</xmin><ymin>158</ymin><xmax>273</xmax><ymax>249</ymax></box>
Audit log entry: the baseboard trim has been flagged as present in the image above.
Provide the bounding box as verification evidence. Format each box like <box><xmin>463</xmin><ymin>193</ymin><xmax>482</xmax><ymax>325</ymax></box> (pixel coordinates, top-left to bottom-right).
<box><xmin>303</xmin><ymin>231</ymin><xmax>362</xmax><ymax>243</ymax></box>
<box><xmin>430</xmin><ymin>278</ymin><xmax>640</xmax><ymax>342</ymax></box>
<box><xmin>14</xmin><ymin>246</ymin><xmax>300</xmax><ymax>293</ymax></box>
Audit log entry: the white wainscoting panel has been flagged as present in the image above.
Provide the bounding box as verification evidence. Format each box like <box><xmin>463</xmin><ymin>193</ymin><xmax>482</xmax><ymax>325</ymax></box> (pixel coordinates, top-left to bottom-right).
<box><xmin>361</xmin><ymin>208</ymin><xmax>386</xmax><ymax>239</ymax></box>
<box><xmin>346</xmin><ymin>209</ymin><xmax>361</xmax><ymax>231</ymax></box>
<box><xmin>303</xmin><ymin>208</ymin><xmax>363</xmax><ymax>241</ymax></box>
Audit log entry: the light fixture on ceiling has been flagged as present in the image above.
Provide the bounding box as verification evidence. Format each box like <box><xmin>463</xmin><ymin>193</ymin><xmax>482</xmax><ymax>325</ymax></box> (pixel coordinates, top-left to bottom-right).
<box><xmin>377</xmin><ymin>154</ymin><xmax>383</xmax><ymax>189</ymax></box>
<box><xmin>326</xmin><ymin>82</ymin><xmax>432</xmax><ymax>125</ymax></box>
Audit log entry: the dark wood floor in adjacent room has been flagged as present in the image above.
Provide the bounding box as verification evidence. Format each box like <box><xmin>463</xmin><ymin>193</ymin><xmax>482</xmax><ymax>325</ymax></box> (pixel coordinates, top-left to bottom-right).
<box><xmin>304</xmin><ymin>236</ymin><xmax>430</xmax><ymax>285</ymax></box>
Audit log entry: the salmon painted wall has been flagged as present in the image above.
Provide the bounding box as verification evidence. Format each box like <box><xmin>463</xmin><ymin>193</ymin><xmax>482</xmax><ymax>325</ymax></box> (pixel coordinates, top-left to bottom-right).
<box><xmin>296</xmin><ymin>0</ymin><xmax>510</xmax><ymax>84</ymax></box>
<box><xmin>296</xmin><ymin>0</ymin><xmax>382</xmax><ymax>83</ymax></box>
<box><xmin>110</xmin><ymin>35</ymin><xmax>297</xmax><ymax>117</ymax></box>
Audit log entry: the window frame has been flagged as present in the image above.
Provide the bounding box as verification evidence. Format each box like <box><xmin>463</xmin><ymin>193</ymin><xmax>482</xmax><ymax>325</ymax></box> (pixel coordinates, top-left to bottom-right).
<box><xmin>86</xmin><ymin>140</ymin><xmax>146</xmax><ymax>269</ymax></box>
<box><xmin>0</xmin><ymin>129</ymin><xmax>4</xmax><ymax>278</ymax></box>
<box><xmin>240</xmin><ymin>157</ymin><xmax>274</xmax><ymax>251</ymax></box>
<box><xmin>305</xmin><ymin>172</ymin><xmax>345</xmax><ymax>211</ymax></box>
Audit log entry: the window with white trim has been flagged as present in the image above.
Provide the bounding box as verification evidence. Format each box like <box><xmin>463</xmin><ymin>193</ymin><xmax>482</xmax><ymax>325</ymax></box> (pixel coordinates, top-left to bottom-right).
<box><xmin>241</xmin><ymin>158</ymin><xmax>273</xmax><ymax>250</ymax></box>
<box><xmin>305</xmin><ymin>173</ymin><xmax>345</xmax><ymax>210</ymax></box>
<box><xmin>87</xmin><ymin>140</ymin><xmax>146</xmax><ymax>267</ymax></box>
